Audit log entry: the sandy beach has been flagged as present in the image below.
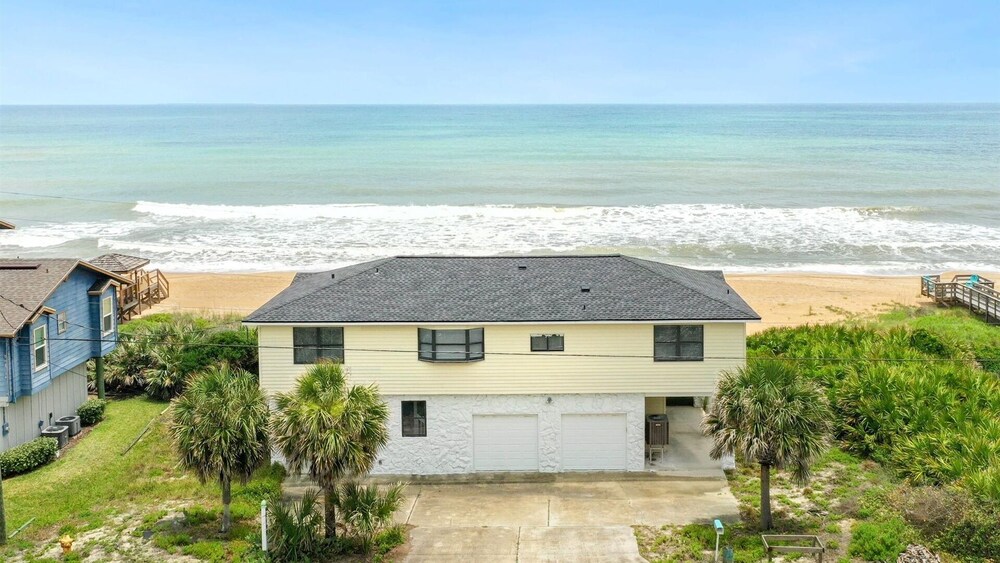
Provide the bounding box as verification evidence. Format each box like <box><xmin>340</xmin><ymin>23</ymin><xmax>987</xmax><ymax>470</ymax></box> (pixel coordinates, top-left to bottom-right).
<box><xmin>146</xmin><ymin>271</ymin><xmax>996</xmax><ymax>333</ymax></box>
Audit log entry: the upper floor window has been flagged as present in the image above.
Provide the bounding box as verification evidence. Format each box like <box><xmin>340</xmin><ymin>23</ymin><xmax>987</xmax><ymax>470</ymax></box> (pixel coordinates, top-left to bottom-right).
<box><xmin>401</xmin><ymin>400</ymin><xmax>427</xmax><ymax>437</ymax></box>
<box><xmin>33</xmin><ymin>325</ymin><xmax>48</xmax><ymax>370</ymax></box>
<box><xmin>57</xmin><ymin>311</ymin><xmax>69</xmax><ymax>334</ymax></box>
<box><xmin>101</xmin><ymin>296</ymin><xmax>114</xmax><ymax>334</ymax></box>
<box><xmin>418</xmin><ymin>328</ymin><xmax>484</xmax><ymax>362</ymax></box>
<box><xmin>530</xmin><ymin>334</ymin><xmax>564</xmax><ymax>352</ymax></box>
<box><xmin>654</xmin><ymin>325</ymin><xmax>704</xmax><ymax>361</ymax></box>
<box><xmin>293</xmin><ymin>327</ymin><xmax>344</xmax><ymax>364</ymax></box>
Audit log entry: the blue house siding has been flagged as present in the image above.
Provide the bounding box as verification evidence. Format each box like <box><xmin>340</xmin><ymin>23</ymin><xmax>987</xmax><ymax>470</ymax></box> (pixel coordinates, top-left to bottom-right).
<box><xmin>12</xmin><ymin>269</ymin><xmax>119</xmax><ymax>398</ymax></box>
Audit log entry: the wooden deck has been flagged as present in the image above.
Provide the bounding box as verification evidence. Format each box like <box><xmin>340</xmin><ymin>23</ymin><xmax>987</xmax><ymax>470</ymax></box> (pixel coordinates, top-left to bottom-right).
<box><xmin>921</xmin><ymin>274</ymin><xmax>999</xmax><ymax>324</ymax></box>
<box><xmin>119</xmin><ymin>268</ymin><xmax>170</xmax><ymax>321</ymax></box>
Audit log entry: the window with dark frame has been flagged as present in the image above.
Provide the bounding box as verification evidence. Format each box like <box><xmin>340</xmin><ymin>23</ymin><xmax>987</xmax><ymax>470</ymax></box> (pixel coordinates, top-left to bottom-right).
<box><xmin>418</xmin><ymin>328</ymin><xmax>484</xmax><ymax>362</ymax></box>
<box><xmin>654</xmin><ymin>325</ymin><xmax>704</xmax><ymax>361</ymax></box>
<box><xmin>293</xmin><ymin>327</ymin><xmax>345</xmax><ymax>364</ymax></box>
<box><xmin>401</xmin><ymin>400</ymin><xmax>427</xmax><ymax>437</ymax></box>
<box><xmin>530</xmin><ymin>334</ymin><xmax>564</xmax><ymax>352</ymax></box>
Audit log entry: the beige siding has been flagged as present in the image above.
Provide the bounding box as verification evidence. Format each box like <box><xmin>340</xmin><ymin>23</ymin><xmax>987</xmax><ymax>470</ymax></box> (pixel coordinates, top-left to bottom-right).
<box><xmin>257</xmin><ymin>322</ymin><xmax>746</xmax><ymax>396</ymax></box>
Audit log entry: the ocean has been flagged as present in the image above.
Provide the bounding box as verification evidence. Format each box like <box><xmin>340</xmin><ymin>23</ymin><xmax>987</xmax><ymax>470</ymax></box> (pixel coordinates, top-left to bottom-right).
<box><xmin>1</xmin><ymin>104</ymin><xmax>998</xmax><ymax>274</ymax></box>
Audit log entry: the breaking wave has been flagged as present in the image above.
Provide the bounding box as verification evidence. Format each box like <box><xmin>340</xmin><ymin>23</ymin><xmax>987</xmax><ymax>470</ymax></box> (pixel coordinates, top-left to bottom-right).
<box><xmin>2</xmin><ymin>201</ymin><xmax>998</xmax><ymax>274</ymax></box>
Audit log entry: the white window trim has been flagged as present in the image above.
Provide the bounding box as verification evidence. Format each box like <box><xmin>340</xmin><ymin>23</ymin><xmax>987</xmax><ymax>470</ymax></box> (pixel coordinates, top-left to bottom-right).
<box><xmin>101</xmin><ymin>295</ymin><xmax>114</xmax><ymax>335</ymax></box>
<box><xmin>33</xmin><ymin>324</ymin><xmax>48</xmax><ymax>372</ymax></box>
<box><xmin>57</xmin><ymin>311</ymin><xmax>68</xmax><ymax>334</ymax></box>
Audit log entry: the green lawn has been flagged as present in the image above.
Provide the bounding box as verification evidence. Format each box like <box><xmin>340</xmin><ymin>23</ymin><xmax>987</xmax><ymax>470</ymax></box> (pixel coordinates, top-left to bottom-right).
<box><xmin>2</xmin><ymin>397</ymin><xmax>281</xmax><ymax>561</ymax></box>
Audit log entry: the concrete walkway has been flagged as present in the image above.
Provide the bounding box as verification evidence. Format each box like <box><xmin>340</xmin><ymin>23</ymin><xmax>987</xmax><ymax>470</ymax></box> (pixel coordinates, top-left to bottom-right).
<box><xmin>392</xmin><ymin>479</ymin><xmax>738</xmax><ymax>562</ymax></box>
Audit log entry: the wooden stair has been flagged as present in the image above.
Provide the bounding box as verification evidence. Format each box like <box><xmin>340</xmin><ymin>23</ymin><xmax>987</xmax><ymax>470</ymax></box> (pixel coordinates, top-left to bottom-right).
<box><xmin>119</xmin><ymin>269</ymin><xmax>170</xmax><ymax>321</ymax></box>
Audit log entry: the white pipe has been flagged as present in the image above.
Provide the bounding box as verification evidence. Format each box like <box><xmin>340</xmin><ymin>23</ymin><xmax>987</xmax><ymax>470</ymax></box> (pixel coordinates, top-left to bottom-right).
<box><xmin>260</xmin><ymin>500</ymin><xmax>267</xmax><ymax>552</ymax></box>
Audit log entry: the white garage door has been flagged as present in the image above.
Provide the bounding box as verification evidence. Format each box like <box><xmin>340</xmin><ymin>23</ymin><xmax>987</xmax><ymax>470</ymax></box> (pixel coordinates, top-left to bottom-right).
<box><xmin>561</xmin><ymin>414</ymin><xmax>628</xmax><ymax>471</ymax></box>
<box><xmin>473</xmin><ymin>415</ymin><xmax>539</xmax><ymax>471</ymax></box>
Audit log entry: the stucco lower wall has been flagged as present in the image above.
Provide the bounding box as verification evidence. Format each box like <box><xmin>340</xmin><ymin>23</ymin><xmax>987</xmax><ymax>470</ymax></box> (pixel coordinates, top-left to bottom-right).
<box><xmin>371</xmin><ymin>393</ymin><xmax>646</xmax><ymax>475</ymax></box>
<box><xmin>1</xmin><ymin>361</ymin><xmax>88</xmax><ymax>452</ymax></box>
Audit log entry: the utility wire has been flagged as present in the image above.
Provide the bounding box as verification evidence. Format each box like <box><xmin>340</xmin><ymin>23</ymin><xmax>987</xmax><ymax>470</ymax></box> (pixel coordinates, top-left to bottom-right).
<box><xmin>6</xmin><ymin>333</ymin><xmax>1000</xmax><ymax>363</ymax></box>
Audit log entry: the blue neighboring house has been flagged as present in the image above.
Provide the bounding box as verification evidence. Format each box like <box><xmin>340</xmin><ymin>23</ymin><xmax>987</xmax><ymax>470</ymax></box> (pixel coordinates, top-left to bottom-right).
<box><xmin>0</xmin><ymin>259</ymin><xmax>129</xmax><ymax>451</ymax></box>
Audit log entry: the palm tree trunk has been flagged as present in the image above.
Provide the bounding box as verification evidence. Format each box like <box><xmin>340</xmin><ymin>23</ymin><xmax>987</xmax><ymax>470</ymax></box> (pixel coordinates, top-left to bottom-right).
<box><xmin>221</xmin><ymin>475</ymin><xmax>232</xmax><ymax>533</ymax></box>
<box><xmin>760</xmin><ymin>462</ymin><xmax>773</xmax><ymax>530</ymax></box>
<box><xmin>324</xmin><ymin>485</ymin><xmax>337</xmax><ymax>539</ymax></box>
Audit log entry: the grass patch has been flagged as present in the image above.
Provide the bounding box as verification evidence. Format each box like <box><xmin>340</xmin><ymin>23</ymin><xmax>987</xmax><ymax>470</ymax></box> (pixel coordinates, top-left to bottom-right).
<box><xmin>1</xmin><ymin>397</ymin><xmax>284</xmax><ymax>561</ymax></box>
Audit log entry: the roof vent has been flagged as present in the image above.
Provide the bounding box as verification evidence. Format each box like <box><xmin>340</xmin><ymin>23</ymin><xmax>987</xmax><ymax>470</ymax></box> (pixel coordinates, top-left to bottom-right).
<box><xmin>517</xmin><ymin>265</ymin><xmax>527</xmax><ymax>271</ymax></box>
<box><xmin>331</xmin><ymin>273</ymin><xmax>336</xmax><ymax>279</ymax></box>
<box><xmin>581</xmin><ymin>286</ymin><xmax>590</xmax><ymax>293</ymax></box>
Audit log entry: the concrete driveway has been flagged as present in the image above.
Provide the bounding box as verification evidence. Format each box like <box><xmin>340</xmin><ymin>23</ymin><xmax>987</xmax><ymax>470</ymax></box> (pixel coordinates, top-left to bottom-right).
<box><xmin>394</xmin><ymin>478</ymin><xmax>738</xmax><ymax>562</ymax></box>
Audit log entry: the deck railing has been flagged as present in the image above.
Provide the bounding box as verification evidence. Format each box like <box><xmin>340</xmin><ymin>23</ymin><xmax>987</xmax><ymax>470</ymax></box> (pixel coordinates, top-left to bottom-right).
<box><xmin>921</xmin><ymin>274</ymin><xmax>999</xmax><ymax>324</ymax></box>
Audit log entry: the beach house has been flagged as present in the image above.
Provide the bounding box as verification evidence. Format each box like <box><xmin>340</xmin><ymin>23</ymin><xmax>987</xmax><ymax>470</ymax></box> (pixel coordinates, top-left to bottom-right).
<box><xmin>245</xmin><ymin>255</ymin><xmax>759</xmax><ymax>474</ymax></box>
<box><xmin>0</xmin><ymin>259</ymin><xmax>128</xmax><ymax>451</ymax></box>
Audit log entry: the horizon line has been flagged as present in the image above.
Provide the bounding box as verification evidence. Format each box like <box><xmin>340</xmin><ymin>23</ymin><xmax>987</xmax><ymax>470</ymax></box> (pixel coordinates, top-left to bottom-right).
<box><xmin>2</xmin><ymin>101</ymin><xmax>999</xmax><ymax>107</ymax></box>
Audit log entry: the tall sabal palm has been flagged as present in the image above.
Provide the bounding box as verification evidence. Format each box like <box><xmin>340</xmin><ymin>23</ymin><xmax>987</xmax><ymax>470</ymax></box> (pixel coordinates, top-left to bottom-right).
<box><xmin>171</xmin><ymin>364</ymin><xmax>270</xmax><ymax>532</ymax></box>
<box><xmin>272</xmin><ymin>362</ymin><xmax>389</xmax><ymax>539</ymax></box>
<box><xmin>703</xmin><ymin>358</ymin><xmax>832</xmax><ymax>530</ymax></box>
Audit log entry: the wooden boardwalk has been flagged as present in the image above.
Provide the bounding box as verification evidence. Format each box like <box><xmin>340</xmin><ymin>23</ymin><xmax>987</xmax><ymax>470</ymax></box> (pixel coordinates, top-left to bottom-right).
<box><xmin>921</xmin><ymin>274</ymin><xmax>999</xmax><ymax>324</ymax></box>
<box><xmin>119</xmin><ymin>268</ymin><xmax>170</xmax><ymax>321</ymax></box>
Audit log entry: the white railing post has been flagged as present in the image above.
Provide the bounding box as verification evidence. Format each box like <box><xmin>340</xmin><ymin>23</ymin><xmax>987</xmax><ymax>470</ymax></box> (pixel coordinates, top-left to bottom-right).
<box><xmin>260</xmin><ymin>500</ymin><xmax>268</xmax><ymax>552</ymax></box>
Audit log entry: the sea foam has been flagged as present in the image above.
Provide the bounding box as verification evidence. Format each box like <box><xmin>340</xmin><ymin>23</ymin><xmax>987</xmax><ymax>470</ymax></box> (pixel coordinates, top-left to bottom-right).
<box><xmin>2</xmin><ymin>202</ymin><xmax>998</xmax><ymax>274</ymax></box>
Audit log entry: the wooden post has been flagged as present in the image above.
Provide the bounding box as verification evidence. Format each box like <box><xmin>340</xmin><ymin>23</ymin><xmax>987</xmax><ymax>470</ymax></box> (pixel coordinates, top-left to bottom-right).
<box><xmin>96</xmin><ymin>356</ymin><xmax>106</xmax><ymax>400</ymax></box>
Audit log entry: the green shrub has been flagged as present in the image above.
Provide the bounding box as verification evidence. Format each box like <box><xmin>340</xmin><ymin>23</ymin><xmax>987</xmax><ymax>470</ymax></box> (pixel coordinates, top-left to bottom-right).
<box><xmin>77</xmin><ymin>398</ymin><xmax>108</xmax><ymax>426</ymax></box>
<box><xmin>180</xmin><ymin>328</ymin><xmax>259</xmax><ymax>377</ymax></box>
<box><xmin>99</xmin><ymin>334</ymin><xmax>153</xmax><ymax>395</ymax></box>
<box><xmin>934</xmin><ymin>500</ymin><xmax>1000</xmax><ymax>559</ymax></box>
<box><xmin>268</xmin><ymin>489</ymin><xmax>325</xmax><ymax>562</ymax></box>
<box><xmin>333</xmin><ymin>482</ymin><xmax>406</xmax><ymax>552</ymax></box>
<box><xmin>374</xmin><ymin>525</ymin><xmax>407</xmax><ymax>555</ymax></box>
<box><xmin>848</xmin><ymin>518</ymin><xmax>909</xmax><ymax>561</ymax></box>
<box><xmin>0</xmin><ymin>437</ymin><xmax>58</xmax><ymax>476</ymax></box>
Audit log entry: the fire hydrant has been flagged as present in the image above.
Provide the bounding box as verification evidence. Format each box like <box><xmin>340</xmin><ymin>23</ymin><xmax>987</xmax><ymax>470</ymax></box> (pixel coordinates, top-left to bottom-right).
<box><xmin>59</xmin><ymin>535</ymin><xmax>74</xmax><ymax>554</ymax></box>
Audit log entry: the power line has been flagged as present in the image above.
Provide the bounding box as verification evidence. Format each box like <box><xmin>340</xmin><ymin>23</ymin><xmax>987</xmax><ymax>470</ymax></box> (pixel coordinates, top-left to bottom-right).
<box><xmin>7</xmin><ymin>333</ymin><xmax>1000</xmax><ymax>363</ymax></box>
<box><xmin>0</xmin><ymin>191</ymin><xmax>133</xmax><ymax>205</ymax></box>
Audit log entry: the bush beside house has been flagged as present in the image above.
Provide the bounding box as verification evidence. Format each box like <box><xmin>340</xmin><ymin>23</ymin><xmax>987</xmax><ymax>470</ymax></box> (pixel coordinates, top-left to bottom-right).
<box><xmin>0</xmin><ymin>437</ymin><xmax>58</xmax><ymax>476</ymax></box>
<box><xmin>77</xmin><ymin>398</ymin><xmax>108</xmax><ymax>426</ymax></box>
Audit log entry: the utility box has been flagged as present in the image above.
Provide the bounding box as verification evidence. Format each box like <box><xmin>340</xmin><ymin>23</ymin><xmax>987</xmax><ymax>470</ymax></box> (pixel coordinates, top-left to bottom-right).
<box><xmin>42</xmin><ymin>425</ymin><xmax>70</xmax><ymax>448</ymax></box>
<box><xmin>646</xmin><ymin>414</ymin><xmax>669</xmax><ymax>446</ymax></box>
<box><xmin>56</xmin><ymin>415</ymin><xmax>82</xmax><ymax>436</ymax></box>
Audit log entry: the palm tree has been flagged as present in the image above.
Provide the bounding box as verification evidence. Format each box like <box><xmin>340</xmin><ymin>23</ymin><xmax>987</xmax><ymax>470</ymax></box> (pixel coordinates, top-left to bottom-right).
<box><xmin>271</xmin><ymin>362</ymin><xmax>389</xmax><ymax>539</ymax></box>
<box><xmin>171</xmin><ymin>364</ymin><xmax>270</xmax><ymax>532</ymax></box>
<box><xmin>702</xmin><ymin>358</ymin><xmax>832</xmax><ymax>530</ymax></box>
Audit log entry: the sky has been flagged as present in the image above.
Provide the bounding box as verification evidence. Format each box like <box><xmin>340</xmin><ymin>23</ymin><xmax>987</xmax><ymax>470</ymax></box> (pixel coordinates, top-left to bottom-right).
<box><xmin>1</xmin><ymin>1</ymin><xmax>998</xmax><ymax>104</ymax></box>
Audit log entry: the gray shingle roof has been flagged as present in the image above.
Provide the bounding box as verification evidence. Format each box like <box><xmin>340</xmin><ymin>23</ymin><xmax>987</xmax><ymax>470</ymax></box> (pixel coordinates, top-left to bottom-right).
<box><xmin>245</xmin><ymin>255</ymin><xmax>759</xmax><ymax>324</ymax></box>
<box><xmin>0</xmin><ymin>259</ymin><xmax>130</xmax><ymax>338</ymax></box>
<box><xmin>89</xmin><ymin>253</ymin><xmax>150</xmax><ymax>273</ymax></box>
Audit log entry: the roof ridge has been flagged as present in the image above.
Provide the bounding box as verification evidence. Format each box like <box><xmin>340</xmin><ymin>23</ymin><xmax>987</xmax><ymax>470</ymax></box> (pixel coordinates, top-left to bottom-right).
<box><xmin>253</xmin><ymin>257</ymin><xmax>395</xmax><ymax>318</ymax></box>
<box><xmin>619</xmin><ymin>256</ymin><xmax>757</xmax><ymax>319</ymax></box>
<box><xmin>392</xmin><ymin>254</ymin><xmax>623</xmax><ymax>259</ymax></box>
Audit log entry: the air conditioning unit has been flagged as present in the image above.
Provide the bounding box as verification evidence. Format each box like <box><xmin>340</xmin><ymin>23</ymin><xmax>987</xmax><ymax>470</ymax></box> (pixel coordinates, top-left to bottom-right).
<box><xmin>42</xmin><ymin>425</ymin><xmax>70</xmax><ymax>448</ymax></box>
<box><xmin>56</xmin><ymin>415</ymin><xmax>82</xmax><ymax>436</ymax></box>
<box><xmin>646</xmin><ymin>414</ymin><xmax>669</xmax><ymax>446</ymax></box>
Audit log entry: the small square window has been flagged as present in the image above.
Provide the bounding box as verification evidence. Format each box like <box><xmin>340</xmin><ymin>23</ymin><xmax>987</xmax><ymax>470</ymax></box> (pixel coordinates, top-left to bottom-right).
<box><xmin>293</xmin><ymin>327</ymin><xmax>344</xmax><ymax>364</ymax></box>
<box><xmin>402</xmin><ymin>401</ymin><xmax>427</xmax><ymax>437</ymax></box>
<box><xmin>57</xmin><ymin>311</ymin><xmax>68</xmax><ymax>334</ymax></box>
<box><xmin>654</xmin><ymin>325</ymin><xmax>704</xmax><ymax>361</ymax></box>
<box><xmin>530</xmin><ymin>334</ymin><xmax>564</xmax><ymax>352</ymax></box>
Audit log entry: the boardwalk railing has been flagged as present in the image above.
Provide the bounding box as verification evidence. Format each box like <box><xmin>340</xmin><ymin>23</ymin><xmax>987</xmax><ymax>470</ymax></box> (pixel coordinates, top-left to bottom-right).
<box><xmin>119</xmin><ymin>268</ymin><xmax>170</xmax><ymax>321</ymax></box>
<box><xmin>921</xmin><ymin>274</ymin><xmax>999</xmax><ymax>324</ymax></box>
